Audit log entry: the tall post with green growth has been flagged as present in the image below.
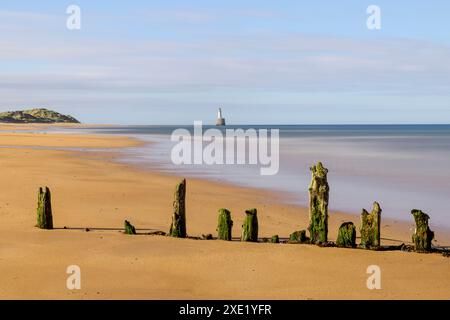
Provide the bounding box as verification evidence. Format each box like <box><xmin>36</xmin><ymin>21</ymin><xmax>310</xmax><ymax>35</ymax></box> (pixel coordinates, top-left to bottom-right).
<box><xmin>37</xmin><ymin>186</ymin><xmax>53</xmax><ymax>229</ymax></box>
<box><xmin>411</xmin><ymin>209</ymin><xmax>434</xmax><ymax>252</ymax></box>
<box><xmin>169</xmin><ymin>179</ymin><xmax>187</xmax><ymax>238</ymax></box>
<box><xmin>360</xmin><ymin>202</ymin><xmax>381</xmax><ymax>249</ymax></box>
<box><xmin>308</xmin><ymin>162</ymin><xmax>329</xmax><ymax>244</ymax></box>
<box><xmin>217</xmin><ymin>208</ymin><xmax>233</xmax><ymax>241</ymax></box>
<box><xmin>336</xmin><ymin>222</ymin><xmax>356</xmax><ymax>248</ymax></box>
<box><xmin>241</xmin><ymin>208</ymin><xmax>258</xmax><ymax>242</ymax></box>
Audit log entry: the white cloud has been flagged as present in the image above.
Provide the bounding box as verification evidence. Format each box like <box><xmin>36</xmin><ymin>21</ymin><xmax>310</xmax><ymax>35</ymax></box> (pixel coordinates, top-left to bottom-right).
<box><xmin>0</xmin><ymin>8</ymin><xmax>450</xmax><ymax>121</ymax></box>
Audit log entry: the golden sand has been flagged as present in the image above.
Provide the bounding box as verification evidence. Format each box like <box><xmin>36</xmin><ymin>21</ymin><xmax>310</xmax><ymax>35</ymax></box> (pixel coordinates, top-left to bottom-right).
<box><xmin>0</xmin><ymin>125</ymin><xmax>449</xmax><ymax>299</ymax></box>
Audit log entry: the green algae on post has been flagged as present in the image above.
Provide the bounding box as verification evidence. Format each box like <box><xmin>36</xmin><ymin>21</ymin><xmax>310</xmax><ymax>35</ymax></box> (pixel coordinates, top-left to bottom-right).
<box><xmin>308</xmin><ymin>162</ymin><xmax>329</xmax><ymax>244</ymax></box>
<box><xmin>271</xmin><ymin>235</ymin><xmax>280</xmax><ymax>243</ymax></box>
<box><xmin>411</xmin><ymin>209</ymin><xmax>435</xmax><ymax>252</ymax></box>
<box><xmin>336</xmin><ymin>222</ymin><xmax>356</xmax><ymax>248</ymax></box>
<box><xmin>241</xmin><ymin>208</ymin><xmax>258</xmax><ymax>242</ymax></box>
<box><xmin>289</xmin><ymin>230</ymin><xmax>309</xmax><ymax>243</ymax></box>
<box><xmin>360</xmin><ymin>202</ymin><xmax>381</xmax><ymax>249</ymax></box>
<box><xmin>37</xmin><ymin>186</ymin><xmax>53</xmax><ymax>229</ymax></box>
<box><xmin>124</xmin><ymin>220</ymin><xmax>136</xmax><ymax>235</ymax></box>
<box><xmin>217</xmin><ymin>208</ymin><xmax>233</xmax><ymax>241</ymax></box>
<box><xmin>169</xmin><ymin>179</ymin><xmax>187</xmax><ymax>238</ymax></box>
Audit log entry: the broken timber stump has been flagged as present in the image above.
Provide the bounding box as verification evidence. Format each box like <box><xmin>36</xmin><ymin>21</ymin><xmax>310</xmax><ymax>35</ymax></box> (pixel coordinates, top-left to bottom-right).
<box><xmin>169</xmin><ymin>179</ymin><xmax>187</xmax><ymax>238</ymax></box>
<box><xmin>37</xmin><ymin>186</ymin><xmax>53</xmax><ymax>229</ymax></box>
<box><xmin>360</xmin><ymin>202</ymin><xmax>381</xmax><ymax>249</ymax></box>
<box><xmin>270</xmin><ymin>235</ymin><xmax>280</xmax><ymax>243</ymax></box>
<box><xmin>289</xmin><ymin>230</ymin><xmax>309</xmax><ymax>243</ymax></box>
<box><xmin>336</xmin><ymin>222</ymin><xmax>356</xmax><ymax>248</ymax></box>
<box><xmin>411</xmin><ymin>209</ymin><xmax>435</xmax><ymax>252</ymax></box>
<box><xmin>124</xmin><ymin>220</ymin><xmax>136</xmax><ymax>235</ymax></box>
<box><xmin>217</xmin><ymin>208</ymin><xmax>233</xmax><ymax>241</ymax></box>
<box><xmin>241</xmin><ymin>208</ymin><xmax>258</xmax><ymax>242</ymax></box>
<box><xmin>308</xmin><ymin>162</ymin><xmax>329</xmax><ymax>244</ymax></box>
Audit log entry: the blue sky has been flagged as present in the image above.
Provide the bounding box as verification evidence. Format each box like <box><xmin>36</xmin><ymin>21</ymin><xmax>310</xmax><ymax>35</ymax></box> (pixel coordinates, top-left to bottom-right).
<box><xmin>1</xmin><ymin>1</ymin><xmax>450</xmax><ymax>124</ymax></box>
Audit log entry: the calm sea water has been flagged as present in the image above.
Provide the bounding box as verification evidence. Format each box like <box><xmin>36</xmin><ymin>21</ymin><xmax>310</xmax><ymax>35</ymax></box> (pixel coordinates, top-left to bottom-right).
<box><xmin>64</xmin><ymin>125</ymin><xmax>450</xmax><ymax>228</ymax></box>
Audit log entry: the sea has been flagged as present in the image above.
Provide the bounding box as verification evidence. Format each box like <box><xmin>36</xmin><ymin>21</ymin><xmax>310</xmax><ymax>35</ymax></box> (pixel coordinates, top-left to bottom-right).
<box><xmin>58</xmin><ymin>124</ymin><xmax>450</xmax><ymax>229</ymax></box>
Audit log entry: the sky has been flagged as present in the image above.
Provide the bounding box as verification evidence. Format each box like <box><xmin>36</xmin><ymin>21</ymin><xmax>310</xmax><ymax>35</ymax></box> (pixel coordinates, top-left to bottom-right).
<box><xmin>1</xmin><ymin>0</ymin><xmax>450</xmax><ymax>124</ymax></box>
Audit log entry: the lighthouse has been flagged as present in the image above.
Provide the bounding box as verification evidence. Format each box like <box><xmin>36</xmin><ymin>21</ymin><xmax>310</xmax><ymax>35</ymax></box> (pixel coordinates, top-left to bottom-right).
<box><xmin>216</xmin><ymin>107</ymin><xmax>226</xmax><ymax>126</ymax></box>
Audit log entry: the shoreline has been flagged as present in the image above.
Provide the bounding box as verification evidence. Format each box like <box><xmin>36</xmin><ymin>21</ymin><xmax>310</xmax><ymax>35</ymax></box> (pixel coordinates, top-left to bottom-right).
<box><xmin>58</xmin><ymin>123</ymin><xmax>450</xmax><ymax>232</ymax></box>
<box><xmin>1</xmin><ymin>124</ymin><xmax>449</xmax><ymax>241</ymax></box>
<box><xmin>2</xmin><ymin>124</ymin><xmax>450</xmax><ymax>242</ymax></box>
<box><xmin>1</xmin><ymin>125</ymin><xmax>449</xmax><ymax>299</ymax></box>
<box><xmin>102</xmin><ymin>155</ymin><xmax>450</xmax><ymax>246</ymax></box>
<box><xmin>93</xmin><ymin>130</ymin><xmax>450</xmax><ymax>242</ymax></box>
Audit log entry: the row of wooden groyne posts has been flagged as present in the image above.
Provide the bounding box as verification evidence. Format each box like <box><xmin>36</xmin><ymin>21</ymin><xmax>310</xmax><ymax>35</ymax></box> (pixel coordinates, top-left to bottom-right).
<box><xmin>36</xmin><ymin>162</ymin><xmax>447</xmax><ymax>256</ymax></box>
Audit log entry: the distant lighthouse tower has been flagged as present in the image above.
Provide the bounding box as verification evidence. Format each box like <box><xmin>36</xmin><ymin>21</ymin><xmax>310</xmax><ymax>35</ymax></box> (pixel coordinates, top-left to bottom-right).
<box><xmin>216</xmin><ymin>107</ymin><xmax>226</xmax><ymax>126</ymax></box>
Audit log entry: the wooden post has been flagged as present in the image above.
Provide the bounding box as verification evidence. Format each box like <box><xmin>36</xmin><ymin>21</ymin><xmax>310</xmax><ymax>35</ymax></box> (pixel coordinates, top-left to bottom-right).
<box><xmin>360</xmin><ymin>202</ymin><xmax>381</xmax><ymax>249</ymax></box>
<box><xmin>411</xmin><ymin>209</ymin><xmax>434</xmax><ymax>252</ymax></box>
<box><xmin>124</xmin><ymin>220</ymin><xmax>136</xmax><ymax>235</ymax></box>
<box><xmin>217</xmin><ymin>208</ymin><xmax>233</xmax><ymax>241</ymax></box>
<box><xmin>241</xmin><ymin>208</ymin><xmax>258</xmax><ymax>242</ymax></box>
<box><xmin>289</xmin><ymin>230</ymin><xmax>309</xmax><ymax>243</ymax></box>
<box><xmin>37</xmin><ymin>187</ymin><xmax>53</xmax><ymax>229</ymax></box>
<box><xmin>308</xmin><ymin>162</ymin><xmax>329</xmax><ymax>244</ymax></box>
<box><xmin>336</xmin><ymin>222</ymin><xmax>356</xmax><ymax>248</ymax></box>
<box><xmin>169</xmin><ymin>179</ymin><xmax>187</xmax><ymax>238</ymax></box>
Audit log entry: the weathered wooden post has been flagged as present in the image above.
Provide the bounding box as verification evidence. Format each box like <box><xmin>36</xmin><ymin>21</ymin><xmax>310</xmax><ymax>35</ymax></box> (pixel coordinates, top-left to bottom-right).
<box><xmin>308</xmin><ymin>162</ymin><xmax>329</xmax><ymax>244</ymax></box>
<box><xmin>169</xmin><ymin>179</ymin><xmax>187</xmax><ymax>238</ymax></box>
<box><xmin>217</xmin><ymin>208</ymin><xmax>233</xmax><ymax>241</ymax></box>
<box><xmin>360</xmin><ymin>202</ymin><xmax>381</xmax><ymax>249</ymax></box>
<box><xmin>37</xmin><ymin>186</ymin><xmax>53</xmax><ymax>229</ymax></box>
<box><xmin>241</xmin><ymin>208</ymin><xmax>258</xmax><ymax>242</ymax></box>
<box><xmin>124</xmin><ymin>220</ymin><xmax>136</xmax><ymax>235</ymax></box>
<box><xmin>289</xmin><ymin>230</ymin><xmax>309</xmax><ymax>243</ymax></box>
<box><xmin>411</xmin><ymin>209</ymin><xmax>435</xmax><ymax>252</ymax></box>
<box><xmin>336</xmin><ymin>222</ymin><xmax>356</xmax><ymax>248</ymax></box>
<box><xmin>270</xmin><ymin>235</ymin><xmax>280</xmax><ymax>243</ymax></box>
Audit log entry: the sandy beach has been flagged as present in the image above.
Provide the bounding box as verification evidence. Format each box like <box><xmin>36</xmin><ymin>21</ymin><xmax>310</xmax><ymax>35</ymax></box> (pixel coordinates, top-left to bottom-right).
<box><xmin>0</xmin><ymin>125</ymin><xmax>449</xmax><ymax>300</ymax></box>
